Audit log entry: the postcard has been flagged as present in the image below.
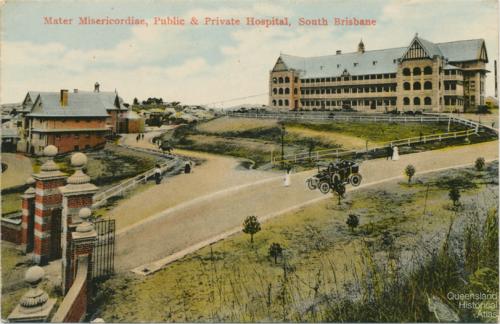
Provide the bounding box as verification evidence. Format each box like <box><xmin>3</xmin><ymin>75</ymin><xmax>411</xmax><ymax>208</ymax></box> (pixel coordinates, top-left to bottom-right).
<box><xmin>1</xmin><ymin>0</ymin><xmax>499</xmax><ymax>323</ymax></box>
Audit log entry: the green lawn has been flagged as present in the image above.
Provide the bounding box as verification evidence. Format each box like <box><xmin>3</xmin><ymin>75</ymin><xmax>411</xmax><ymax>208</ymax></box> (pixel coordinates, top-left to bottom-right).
<box><xmin>93</xmin><ymin>163</ymin><xmax>498</xmax><ymax>322</ymax></box>
<box><xmin>168</xmin><ymin>118</ymin><xmax>479</xmax><ymax>168</ymax></box>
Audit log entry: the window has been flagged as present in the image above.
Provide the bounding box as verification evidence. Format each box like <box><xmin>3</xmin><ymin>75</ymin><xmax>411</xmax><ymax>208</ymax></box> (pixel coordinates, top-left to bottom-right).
<box><xmin>424</xmin><ymin>66</ymin><xmax>432</xmax><ymax>75</ymax></box>
<box><xmin>413</xmin><ymin>82</ymin><xmax>421</xmax><ymax>90</ymax></box>
<box><xmin>294</xmin><ymin>88</ymin><xmax>298</xmax><ymax>95</ymax></box>
<box><xmin>272</xmin><ymin>100</ymin><xmax>276</xmax><ymax>106</ymax></box>
<box><xmin>284</xmin><ymin>99</ymin><xmax>289</xmax><ymax>106</ymax></box>
<box><xmin>273</xmin><ymin>88</ymin><xmax>277</xmax><ymax>95</ymax></box>
<box><xmin>285</xmin><ymin>88</ymin><xmax>290</xmax><ymax>94</ymax></box>
<box><xmin>285</xmin><ymin>76</ymin><xmax>290</xmax><ymax>83</ymax></box>
<box><xmin>404</xmin><ymin>82</ymin><xmax>411</xmax><ymax>90</ymax></box>
<box><xmin>413</xmin><ymin>67</ymin><xmax>421</xmax><ymax>75</ymax></box>
<box><xmin>278</xmin><ymin>77</ymin><xmax>284</xmax><ymax>83</ymax></box>
<box><xmin>353</xmin><ymin>62</ymin><xmax>358</xmax><ymax>67</ymax></box>
<box><xmin>403</xmin><ymin>97</ymin><xmax>410</xmax><ymax>105</ymax></box>
<box><xmin>424</xmin><ymin>97</ymin><xmax>431</xmax><ymax>105</ymax></box>
<box><xmin>424</xmin><ymin>81</ymin><xmax>432</xmax><ymax>90</ymax></box>
<box><xmin>294</xmin><ymin>77</ymin><xmax>298</xmax><ymax>83</ymax></box>
<box><xmin>278</xmin><ymin>88</ymin><xmax>284</xmax><ymax>95</ymax></box>
<box><xmin>414</xmin><ymin>97</ymin><xmax>421</xmax><ymax>105</ymax></box>
<box><xmin>278</xmin><ymin>100</ymin><xmax>283</xmax><ymax>106</ymax></box>
<box><xmin>403</xmin><ymin>68</ymin><xmax>411</xmax><ymax>76</ymax></box>
<box><xmin>273</xmin><ymin>78</ymin><xmax>277</xmax><ymax>84</ymax></box>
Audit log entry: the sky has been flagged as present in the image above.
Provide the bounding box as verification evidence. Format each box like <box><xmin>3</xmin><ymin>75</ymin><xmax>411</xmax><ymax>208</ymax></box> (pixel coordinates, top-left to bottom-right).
<box><xmin>1</xmin><ymin>0</ymin><xmax>498</xmax><ymax>108</ymax></box>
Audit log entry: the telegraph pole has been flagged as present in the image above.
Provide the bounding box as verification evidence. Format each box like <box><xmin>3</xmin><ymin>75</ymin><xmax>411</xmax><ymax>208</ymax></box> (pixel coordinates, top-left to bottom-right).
<box><xmin>280</xmin><ymin>122</ymin><xmax>285</xmax><ymax>168</ymax></box>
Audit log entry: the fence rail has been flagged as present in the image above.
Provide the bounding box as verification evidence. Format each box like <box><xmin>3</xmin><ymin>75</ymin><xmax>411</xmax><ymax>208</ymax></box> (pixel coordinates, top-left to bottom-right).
<box><xmin>272</xmin><ymin>128</ymin><xmax>477</xmax><ymax>165</ymax></box>
<box><xmin>225</xmin><ymin>111</ymin><xmax>453</xmax><ymax>123</ymax></box>
<box><xmin>92</xmin><ymin>145</ymin><xmax>181</xmax><ymax>209</ymax></box>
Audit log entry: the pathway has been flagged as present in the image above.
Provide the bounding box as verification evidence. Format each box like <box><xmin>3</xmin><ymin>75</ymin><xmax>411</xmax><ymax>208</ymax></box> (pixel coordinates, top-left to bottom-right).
<box><xmin>114</xmin><ymin>140</ymin><xmax>498</xmax><ymax>272</ymax></box>
<box><xmin>1</xmin><ymin>153</ymin><xmax>33</xmax><ymax>189</ymax></box>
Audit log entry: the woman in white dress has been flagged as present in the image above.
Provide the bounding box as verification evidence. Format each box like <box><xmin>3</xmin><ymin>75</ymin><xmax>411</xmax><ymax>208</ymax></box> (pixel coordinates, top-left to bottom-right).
<box><xmin>392</xmin><ymin>146</ymin><xmax>400</xmax><ymax>161</ymax></box>
<box><xmin>284</xmin><ymin>167</ymin><xmax>291</xmax><ymax>187</ymax></box>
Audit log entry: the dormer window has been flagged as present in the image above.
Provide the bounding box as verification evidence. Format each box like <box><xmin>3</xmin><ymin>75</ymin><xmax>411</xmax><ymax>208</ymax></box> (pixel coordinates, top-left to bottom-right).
<box><xmin>372</xmin><ymin>61</ymin><xmax>377</xmax><ymax>65</ymax></box>
<box><xmin>337</xmin><ymin>64</ymin><xmax>340</xmax><ymax>68</ymax></box>
<box><xmin>353</xmin><ymin>62</ymin><xmax>358</xmax><ymax>67</ymax></box>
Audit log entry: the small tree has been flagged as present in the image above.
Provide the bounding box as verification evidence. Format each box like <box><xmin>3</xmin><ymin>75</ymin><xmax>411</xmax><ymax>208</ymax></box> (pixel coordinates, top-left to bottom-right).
<box><xmin>475</xmin><ymin>157</ymin><xmax>485</xmax><ymax>171</ymax></box>
<box><xmin>405</xmin><ymin>165</ymin><xmax>416</xmax><ymax>183</ymax></box>
<box><xmin>269</xmin><ymin>242</ymin><xmax>283</xmax><ymax>264</ymax></box>
<box><xmin>242</xmin><ymin>215</ymin><xmax>261</xmax><ymax>244</ymax></box>
<box><xmin>449</xmin><ymin>187</ymin><xmax>461</xmax><ymax>206</ymax></box>
<box><xmin>133</xmin><ymin>97</ymin><xmax>139</xmax><ymax>105</ymax></box>
<box><xmin>346</xmin><ymin>214</ymin><xmax>359</xmax><ymax>232</ymax></box>
<box><xmin>333</xmin><ymin>182</ymin><xmax>346</xmax><ymax>205</ymax></box>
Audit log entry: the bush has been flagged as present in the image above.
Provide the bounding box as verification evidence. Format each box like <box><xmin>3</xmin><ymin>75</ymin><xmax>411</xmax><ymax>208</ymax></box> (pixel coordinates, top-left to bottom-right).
<box><xmin>475</xmin><ymin>157</ymin><xmax>485</xmax><ymax>171</ymax></box>
<box><xmin>346</xmin><ymin>214</ymin><xmax>359</xmax><ymax>232</ymax></box>
<box><xmin>405</xmin><ymin>165</ymin><xmax>416</xmax><ymax>183</ymax></box>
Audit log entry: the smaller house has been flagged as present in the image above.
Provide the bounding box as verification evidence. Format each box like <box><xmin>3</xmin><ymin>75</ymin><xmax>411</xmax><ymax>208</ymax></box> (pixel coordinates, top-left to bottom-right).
<box><xmin>19</xmin><ymin>84</ymin><xmax>127</xmax><ymax>155</ymax></box>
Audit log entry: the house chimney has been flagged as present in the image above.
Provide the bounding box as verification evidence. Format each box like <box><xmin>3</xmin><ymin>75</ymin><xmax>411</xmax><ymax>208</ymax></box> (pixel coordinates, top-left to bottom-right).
<box><xmin>94</xmin><ymin>82</ymin><xmax>100</xmax><ymax>93</ymax></box>
<box><xmin>73</xmin><ymin>89</ymin><xmax>78</xmax><ymax>93</ymax></box>
<box><xmin>60</xmin><ymin>89</ymin><xmax>69</xmax><ymax>107</ymax></box>
<box><xmin>336</xmin><ymin>50</ymin><xmax>342</xmax><ymax>55</ymax></box>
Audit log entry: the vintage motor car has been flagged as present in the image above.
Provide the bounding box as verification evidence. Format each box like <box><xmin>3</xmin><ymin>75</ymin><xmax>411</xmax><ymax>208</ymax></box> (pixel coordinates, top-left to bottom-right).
<box><xmin>306</xmin><ymin>160</ymin><xmax>363</xmax><ymax>194</ymax></box>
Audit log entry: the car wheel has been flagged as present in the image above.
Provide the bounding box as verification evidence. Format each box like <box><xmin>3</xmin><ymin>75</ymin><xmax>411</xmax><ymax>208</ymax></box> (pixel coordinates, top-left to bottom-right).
<box><xmin>319</xmin><ymin>181</ymin><xmax>331</xmax><ymax>194</ymax></box>
<box><xmin>350</xmin><ymin>174</ymin><xmax>362</xmax><ymax>187</ymax></box>
<box><xmin>306</xmin><ymin>178</ymin><xmax>317</xmax><ymax>190</ymax></box>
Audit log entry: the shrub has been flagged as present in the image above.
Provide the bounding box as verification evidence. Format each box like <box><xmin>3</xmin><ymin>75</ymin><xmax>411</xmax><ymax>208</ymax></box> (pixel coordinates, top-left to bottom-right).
<box><xmin>242</xmin><ymin>215</ymin><xmax>261</xmax><ymax>244</ymax></box>
<box><xmin>346</xmin><ymin>214</ymin><xmax>359</xmax><ymax>232</ymax></box>
<box><xmin>449</xmin><ymin>187</ymin><xmax>461</xmax><ymax>206</ymax></box>
<box><xmin>475</xmin><ymin>157</ymin><xmax>485</xmax><ymax>171</ymax></box>
<box><xmin>405</xmin><ymin>165</ymin><xmax>416</xmax><ymax>183</ymax></box>
<box><xmin>268</xmin><ymin>242</ymin><xmax>283</xmax><ymax>264</ymax></box>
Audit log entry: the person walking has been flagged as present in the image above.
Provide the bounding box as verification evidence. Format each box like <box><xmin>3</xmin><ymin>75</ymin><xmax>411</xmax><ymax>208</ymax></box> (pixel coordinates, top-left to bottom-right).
<box><xmin>154</xmin><ymin>164</ymin><xmax>162</xmax><ymax>184</ymax></box>
<box><xmin>284</xmin><ymin>166</ymin><xmax>292</xmax><ymax>187</ymax></box>
<box><xmin>392</xmin><ymin>146</ymin><xmax>400</xmax><ymax>161</ymax></box>
<box><xmin>386</xmin><ymin>146</ymin><xmax>393</xmax><ymax>160</ymax></box>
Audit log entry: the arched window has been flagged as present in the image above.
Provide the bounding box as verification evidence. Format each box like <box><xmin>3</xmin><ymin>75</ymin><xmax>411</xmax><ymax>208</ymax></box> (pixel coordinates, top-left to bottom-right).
<box><xmin>273</xmin><ymin>78</ymin><xmax>277</xmax><ymax>84</ymax></box>
<box><xmin>403</xmin><ymin>82</ymin><xmax>411</xmax><ymax>90</ymax></box>
<box><xmin>285</xmin><ymin>88</ymin><xmax>290</xmax><ymax>94</ymax></box>
<box><xmin>278</xmin><ymin>100</ymin><xmax>283</xmax><ymax>106</ymax></box>
<box><xmin>424</xmin><ymin>66</ymin><xmax>432</xmax><ymax>75</ymax></box>
<box><xmin>284</xmin><ymin>99</ymin><xmax>289</xmax><ymax>106</ymax></box>
<box><xmin>424</xmin><ymin>81</ymin><xmax>432</xmax><ymax>90</ymax></box>
<box><xmin>424</xmin><ymin>97</ymin><xmax>431</xmax><ymax>105</ymax></box>
<box><xmin>273</xmin><ymin>88</ymin><xmax>277</xmax><ymax>95</ymax></box>
<box><xmin>413</xmin><ymin>67</ymin><xmax>421</xmax><ymax>75</ymax></box>
<box><xmin>278</xmin><ymin>88</ymin><xmax>284</xmax><ymax>95</ymax></box>
<box><xmin>278</xmin><ymin>77</ymin><xmax>284</xmax><ymax>83</ymax></box>
<box><xmin>294</xmin><ymin>88</ymin><xmax>298</xmax><ymax>94</ymax></box>
<box><xmin>403</xmin><ymin>68</ymin><xmax>411</xmax><ymax>76</ymax></box>
<box><xmin>413</xmin><ymin>82</ymin><xmax>421</xmax><ymax>90</ymax></box>
<box><xmin>403</xmin><ymin>97</ymin><xmax>410</xmax><ymax>105</ymax></box>
<box><xmin>272</xmin><ymin>100</ymin><xmax>276</xmax><ymax>106</ymax></box>
<box><xmin>414</xmin><ymin>97</ymin><xmax>421</xmax><ymax>105</ymax></box>
<box><xmin>284</xmin><ymin>76</ymin><xmax>290</xmax><ymax>83</ymax></box>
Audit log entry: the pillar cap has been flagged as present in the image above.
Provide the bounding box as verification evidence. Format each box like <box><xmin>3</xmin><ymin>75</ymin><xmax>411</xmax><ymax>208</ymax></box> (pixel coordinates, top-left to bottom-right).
<box><xmin>25</xmin><ymin>266</ymin><xmax>44</xmax><ymax>285</ymax></box>
<box><xmin>26</xmin><ymin>177</ymin><xmax>35</xmax><ymax>186</ymax></box>
<box><xmin>43</xmin><ymin>145</ymin><xmax>58</xmax><ymax>157</ymax></box>
<box><xmin>71</xmin><ymin>152</ymin><xmax>88</xmax><ymax>168</ymax></box>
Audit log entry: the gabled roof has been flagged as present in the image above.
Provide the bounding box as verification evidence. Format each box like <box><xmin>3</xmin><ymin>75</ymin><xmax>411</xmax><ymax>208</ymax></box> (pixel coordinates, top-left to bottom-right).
<box><xmin>29</xmin><ymin>92</ymin><xmax>114</xmax><ymax>118</ymax></box>
<box><xmin>438</xmin><ymin>39</ymin><xmax>486</xmax><ymax>63</ymax></box>
<box><xmin>415</xmin><ymin>36</ymin><xmax>443</xmax><ymax>57</ymax></box>
<box><xmin>277</xmin><ymin>37</ymin><xmax>486</xmax><ymax>78</ymax></box>
<box><xmin>280</xmin><ymin>47</ymin><xmax>405</xmax><ymax>78</ymax></box>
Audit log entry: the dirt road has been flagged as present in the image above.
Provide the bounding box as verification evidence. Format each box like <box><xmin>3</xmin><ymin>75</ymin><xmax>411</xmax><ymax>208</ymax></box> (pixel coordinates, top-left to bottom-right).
<box><xmin>1</xmin><ymin>153</ymin><xmax>33</xmax><ymax>189</ymax></box>
<box><xmin>114</xmin><ymin>140</ymin><xmax>498</xmax><ymax>272</ymax></box>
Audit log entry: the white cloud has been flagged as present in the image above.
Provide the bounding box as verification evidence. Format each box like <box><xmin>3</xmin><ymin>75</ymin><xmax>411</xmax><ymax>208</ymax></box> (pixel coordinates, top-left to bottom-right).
<box><xmin>1</xmin><ymin>0</ymin><xmax>498</xmax><ymax>107</ymax></box>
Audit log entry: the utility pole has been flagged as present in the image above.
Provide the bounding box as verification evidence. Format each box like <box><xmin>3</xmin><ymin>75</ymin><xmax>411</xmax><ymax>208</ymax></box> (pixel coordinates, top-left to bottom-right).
<box><xmin>280</xmin><ymin>122</ymin><xmax>285</xmax><ymax>168</ymax></box>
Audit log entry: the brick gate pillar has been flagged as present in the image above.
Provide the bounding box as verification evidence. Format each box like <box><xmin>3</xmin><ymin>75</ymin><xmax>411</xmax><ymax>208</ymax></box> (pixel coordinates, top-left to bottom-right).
<box><xmin>32</xmin><ymin>145</ymin><xmax>67</xmax><ymax>265</ymax></box>
<box><xmin>59</xmin><ymin>152</ymin><xmax>98</xmax><ymax>294</ymax></box>
<box><xmin>20</xmin><ymin>177</ymin><xmax>36</xmax><ymax>253</ymax></box>
<box><xmin>70</xmin><ymin>208</ymin><xmax>97</xmax><ymax>289</ymax></box>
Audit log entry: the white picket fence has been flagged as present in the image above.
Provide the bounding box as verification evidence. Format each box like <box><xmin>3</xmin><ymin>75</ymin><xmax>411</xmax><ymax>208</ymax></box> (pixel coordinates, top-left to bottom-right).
<box><xmin>272</xmin><ymin>128</ymin><xmax>477</xmax><ymax>165</ymax></box>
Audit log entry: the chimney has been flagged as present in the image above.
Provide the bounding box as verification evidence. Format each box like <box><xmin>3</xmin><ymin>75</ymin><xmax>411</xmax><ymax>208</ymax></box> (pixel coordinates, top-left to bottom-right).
<box><xmin>94</xmin><ymin>82</ymin><xmax>100</xmax><ymax>93</ymax></box>
<box><xmin>60</xmin><ymin>89</ymin><xmax>69</xmax><ymax>107</ymax></box>
<box><xmin>73</xmin><ymin>89</ymin><xmax>78</xmax><ymax>93</ymax></box>
<box><xmin>336</xmin><ymin>50</ymin><xmax>342</xmax><ymax>55</ymax></box>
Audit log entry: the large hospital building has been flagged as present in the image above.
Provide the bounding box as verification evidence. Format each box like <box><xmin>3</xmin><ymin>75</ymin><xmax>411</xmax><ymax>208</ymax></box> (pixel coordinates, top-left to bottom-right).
<box><xmin>269</xmin><ymin>35</ymin><xmax>489</xmax><ymax>112</ymax></box>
